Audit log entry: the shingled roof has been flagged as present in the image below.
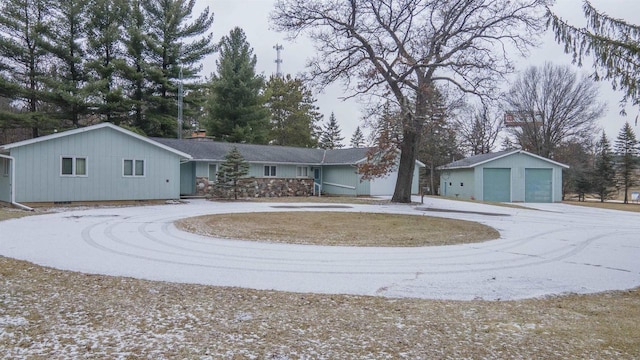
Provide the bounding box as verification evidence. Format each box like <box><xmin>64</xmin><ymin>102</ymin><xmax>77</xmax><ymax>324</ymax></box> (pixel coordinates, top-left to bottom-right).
<box><xmin>152</xmin><ymin>137</ymin><xmax>372</xmax><ymax>165</ymax></box>
<box><xmin>438</xmin><ymin>149</ymin><xmax>569</xmax><ymax>170</ymax></box>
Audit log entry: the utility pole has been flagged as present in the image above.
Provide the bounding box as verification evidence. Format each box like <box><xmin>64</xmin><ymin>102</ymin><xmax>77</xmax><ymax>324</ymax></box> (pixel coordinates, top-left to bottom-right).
<box><xmin>273</xmin><ymin>43</ymin><xmax>284</xmax><ymax>78</ymax></box>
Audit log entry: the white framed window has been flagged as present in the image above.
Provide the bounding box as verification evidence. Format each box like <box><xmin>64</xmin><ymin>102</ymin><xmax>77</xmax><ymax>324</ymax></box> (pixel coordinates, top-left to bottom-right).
<box><xmin>61</xmin><ymin>156</ymin><xmax>88</xmax><ymax>177</ymax></box>
<box><xmin>264</xmin><ymin>165</ymin><xmax>277</xmax><ymax>177</ymax></box>
<box><xmin>123</xmin><ymin>159</ymin><xmax>145</xmax><ymax>177</ymax></box>
<box><xmin>208</xmin><ymin>163</ymin><xmax>217</xmax><ymax>182</ymax></box>
<box><xmin>296</xmin><ymin>166</ymin><xmax>308</xmax><ymax>177</ymax></box>
<box><xmin>1</xmin><ymin>158</ymin><xmax>9</xmax><ymax>176</ymax></box>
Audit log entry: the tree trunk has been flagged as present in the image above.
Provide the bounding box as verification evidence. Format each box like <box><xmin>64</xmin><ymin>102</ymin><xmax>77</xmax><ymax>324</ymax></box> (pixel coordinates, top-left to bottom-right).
<box><xmin>429</xmin><ymin>163</ymin><xmax>435</xmax><ymax>195</ymax></box>
<box><xmin>391</xmin><ymin>129</ymin><xmax>418</xmax><ymax>203</ymax></box>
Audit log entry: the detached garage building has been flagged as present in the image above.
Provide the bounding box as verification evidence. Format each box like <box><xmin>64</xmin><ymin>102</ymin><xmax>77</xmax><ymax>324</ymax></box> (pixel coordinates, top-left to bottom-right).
<box><xmin>438</xmin><ymin>149</ymin><xmax>569</xmax><ymax>203</ymax></box>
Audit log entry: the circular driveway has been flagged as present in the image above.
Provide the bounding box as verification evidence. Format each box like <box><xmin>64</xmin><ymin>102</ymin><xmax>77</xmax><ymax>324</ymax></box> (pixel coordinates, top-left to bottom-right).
<box><xmin>1</xmin><ymin>198</ymin><xmax>639</xmax><ymax>300</ymax></box>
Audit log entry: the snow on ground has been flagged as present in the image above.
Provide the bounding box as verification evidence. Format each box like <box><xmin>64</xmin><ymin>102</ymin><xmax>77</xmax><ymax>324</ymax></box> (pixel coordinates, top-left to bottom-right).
<box><xmin>0</xmin><ymin>197</ymin><xmax>639</xmax><ymax>300</ymax></box>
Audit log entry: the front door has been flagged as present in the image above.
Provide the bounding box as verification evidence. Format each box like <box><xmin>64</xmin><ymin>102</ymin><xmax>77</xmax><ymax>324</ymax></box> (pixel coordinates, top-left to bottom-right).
<box><xmin>313</xmin><ymin>168</ymin><xmax>321</xmax><ymax>194</ymax></box>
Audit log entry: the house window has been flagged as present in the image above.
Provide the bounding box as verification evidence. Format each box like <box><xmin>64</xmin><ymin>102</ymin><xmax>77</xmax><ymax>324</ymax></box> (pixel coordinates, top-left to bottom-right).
<box><xmin>264</xmin><ymin>165</ymin><xmax>276</xmax><ymax>177</ymax></box>
<box><xmin>1</xmin><ymin>158</ymin><xmax>9</xmax><ymax>176</ymax></box>
<box><xmin>61</xmin><ymin>156</ymin><xmax>88</xmax><ymax>176</ymax></box>
<box><xmin>123</xmin><ymin>159</ymin><xmax>145</xmax><ymax>177</ymax></box>
<box><xmin>296</xmin><ymin>166</ymin><xmax>308</xmax><ymax>177</ymax></box>
<box><xmin>208</xmin><ymin>164</ymin><xmax>217</xmax><ymax>182</ymax></box>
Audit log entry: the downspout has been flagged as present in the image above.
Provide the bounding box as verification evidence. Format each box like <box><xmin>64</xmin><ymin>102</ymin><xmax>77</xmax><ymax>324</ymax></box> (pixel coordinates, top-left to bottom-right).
<box><xmin>0</xmin><ymin>154</ymin><xmax>34</xmax><ymax>211</ymax></box>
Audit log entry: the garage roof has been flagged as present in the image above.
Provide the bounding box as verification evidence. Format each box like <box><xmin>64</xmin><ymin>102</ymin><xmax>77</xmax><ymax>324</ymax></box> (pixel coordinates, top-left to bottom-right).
<box><xmin>438</xmin><ymin>149</ymin><xmax>569</xmax><ymax>170</ymax></box>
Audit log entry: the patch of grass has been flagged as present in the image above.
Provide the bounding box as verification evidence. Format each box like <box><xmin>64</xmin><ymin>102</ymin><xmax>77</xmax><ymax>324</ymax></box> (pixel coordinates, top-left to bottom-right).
<box><xmin>0</xmin><ymin>207</ymin><xmax>32</xmax><ymax>221</ymax></box>
<box><xmin>175</xmin><ymin>211</ymin><xmax>500</xmax><ymax>247</ymax></box>
<box><xmin>232</xmin><ymin>195</ymin><xmax>395</xmax><ymax>205</ymax></box>
<box><xmin>421</xmin><ymin>195</ymin><xmax>535</xmax><ymax>210</ymax></box>
<box><xmin>564</xmin><ymin>200</ymin><xmax>640</xmax><ymax>213</ymax></box>
<box><xmin>0</xmin><ymin>255</ymin><xmax>638</xmax><ymax>358</ymax></box>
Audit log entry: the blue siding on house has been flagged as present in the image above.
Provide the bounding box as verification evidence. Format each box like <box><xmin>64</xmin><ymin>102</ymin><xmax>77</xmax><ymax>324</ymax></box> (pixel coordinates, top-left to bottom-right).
<box><xmin>322</xmin><ymin>165</ymin><xmax>359</xmax><ymax>196</ymax></box>
<box><xmin>9</xmin><ymin>127</ymin><xmax>183</xmax><ymax>202</ymax></box>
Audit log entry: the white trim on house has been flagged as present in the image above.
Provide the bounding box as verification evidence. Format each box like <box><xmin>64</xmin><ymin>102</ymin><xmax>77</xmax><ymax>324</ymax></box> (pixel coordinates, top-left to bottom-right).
<box><xmin>263</xmin><ymin>165</ymin><xmax>277</xmax><ymax>177</ymax></box>
<box><xmin>0</xmin><ymin>123</ymin><xmax>192</xmax><ymax>160</ymax></box>
<box><xmin>296</xmin><ymin>166</ymin><xmax>309</xmax><ymax>178</ymax></box>
<box><xmin>0</xmin><ymin>154</ymin><xmax>33</xmax><ymax>211</ymax></box>
<box><xmin>1</xmin><ymin>158</ymin><xmax>9</xmax><ymax>176</ymax></box>
<box><xmin>443</xmin><ymin>149</ymin><xmax>569</xmax><ymax>170</ymax></box>
<box><xmin>122</xmin><ymin>158</ymin><xmax>146</xmax><ymax>178</ymax></box>
<box><xmin>60</xmin><ymin>155</ymin><xmax>88</xmax><ymax>177</ymax></box>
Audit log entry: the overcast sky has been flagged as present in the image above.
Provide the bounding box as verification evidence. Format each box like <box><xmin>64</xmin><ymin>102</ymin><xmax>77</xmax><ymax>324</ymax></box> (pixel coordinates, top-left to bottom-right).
<box><xmin>196</xmin><ymin>0</ymin><xmax>640</xmax><ymax>146</ymax></box>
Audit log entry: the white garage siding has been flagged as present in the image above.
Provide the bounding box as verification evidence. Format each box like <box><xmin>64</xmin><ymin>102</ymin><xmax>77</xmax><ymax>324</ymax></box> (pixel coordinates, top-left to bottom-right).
<box><xmin>369</xmin><ymin>170</ymin><xmax>397</xmax><ymax>196</ymax></box>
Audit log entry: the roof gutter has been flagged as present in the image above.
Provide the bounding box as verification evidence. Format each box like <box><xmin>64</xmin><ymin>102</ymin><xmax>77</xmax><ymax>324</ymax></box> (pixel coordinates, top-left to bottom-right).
<box><xmin>0</xmin><ymin>154</ymin><xmax>34</xmax><ymax>211</ymax></box>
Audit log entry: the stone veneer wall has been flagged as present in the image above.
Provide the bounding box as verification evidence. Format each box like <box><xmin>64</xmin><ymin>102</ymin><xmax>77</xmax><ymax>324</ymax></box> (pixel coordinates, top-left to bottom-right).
<box><xmin>195</xmin><ymin>177</ymin><xmax>314</xmax><ymax>198</ymax></box>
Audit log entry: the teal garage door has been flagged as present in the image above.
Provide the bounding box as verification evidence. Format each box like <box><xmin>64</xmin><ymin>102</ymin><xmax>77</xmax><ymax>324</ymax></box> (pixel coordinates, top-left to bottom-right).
<box><xmin>483</xmin><ymin>168</ymin><xmax>511</xmax><ymax>202</ymax></box>
<box><xmin>525</xmin><ymin>168</ymin><xmax>552</xmax><ymax>203</ymax></box>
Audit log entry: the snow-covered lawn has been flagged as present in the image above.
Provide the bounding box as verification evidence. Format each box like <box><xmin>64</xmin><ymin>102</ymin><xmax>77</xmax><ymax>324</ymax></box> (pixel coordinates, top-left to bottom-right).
<box><xmin>0</xmin><ymin>197</ymin><xmax>639</xmax><ymax>300</ymax></box>
<box><xmin>1</xmin><ymin>198</ymin><xmax>639</xmax><ymax>358</ymax></box>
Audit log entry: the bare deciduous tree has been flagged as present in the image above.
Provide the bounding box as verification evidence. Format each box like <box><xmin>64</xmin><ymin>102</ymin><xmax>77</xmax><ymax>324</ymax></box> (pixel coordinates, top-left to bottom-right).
<box><xmin>456</xmin><ymin>104</ymin><xmax>502</xmax><ymax>156</ymax></box>
<box><xmin>504</xmin><ymin>62</ymin><xmax>605</xmax><ymax>158</ymax></box>
<box><xmin>272</xmin><ymin>0</ymin><xmax>549</xmax><ymax>203</ymax></box>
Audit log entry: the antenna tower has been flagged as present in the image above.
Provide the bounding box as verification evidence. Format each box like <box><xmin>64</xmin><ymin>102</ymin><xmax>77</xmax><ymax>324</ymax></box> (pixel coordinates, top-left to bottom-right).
<box><xmin>177</xmin><ymin>67</ymin><xmax>183</xmax><ymax>139</ymax></box>
<box><xmin>273</xmin><ymin>43</ymin><xmax>284</xmax><ymax>78</ymax></box>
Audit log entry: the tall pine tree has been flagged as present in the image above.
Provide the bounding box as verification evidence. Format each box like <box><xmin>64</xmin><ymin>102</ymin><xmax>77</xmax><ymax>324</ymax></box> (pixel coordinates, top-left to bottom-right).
<box><xmin>206</xmin><ymin>27</ymin><xmax>269</xmax><ymax>143</ymax></box>
<box><xmin>141</xmin><ymin>0</ymin><xmax>214</xmax><ymax>137</ymax></box>
<box><xmin>614</xmin><ymin>122</ymin><xmax>639</xmax><ymax>204</ymax></box>
<box><xmin>264</xmin><ymin>74</ymin><xmax>321</xmax><ymax>147</ymax></box>
<box><xmin>350</xmin><ymin>126</ymin><xmax>365</xmax><ymax>148</ymax></box>
<box><xmin>0</xmin><ymin>0</ymin><xmax>53</xmax><ymax>137</ymax></box>
<box><xmin>43</xmin><ymin>0</ymin><xmax>90</xmax><ymax>128</ymax></box>
<box><xmin>319</xmin><ymin>112</ymin><xmax>344</xmax><ymax>149</ymax></box>
<box><xmin>121</xmin><ymin>0</ymin><xmax>147</xmax><ymax>130</ymax></box>
<box><xmin>592</xmin><ymin>131</ymin><xmax>616</xmax><ymax>202</ymax></box>
<box><xmin>85</xmin><ymin>0</ymin><xmax>129</xmax><ymax>124</ymax></box>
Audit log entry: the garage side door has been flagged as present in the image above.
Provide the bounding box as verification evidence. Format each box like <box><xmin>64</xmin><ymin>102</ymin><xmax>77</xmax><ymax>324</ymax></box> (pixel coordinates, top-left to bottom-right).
<box><xmin>525</xmin><ymin>168</ymin><xmax>552</xmax><ymax>203</ymax></box>
<box><xmin>483</xmin><ymin>168</ymin><xmax>511</xmax><ymax>202</ymax></box>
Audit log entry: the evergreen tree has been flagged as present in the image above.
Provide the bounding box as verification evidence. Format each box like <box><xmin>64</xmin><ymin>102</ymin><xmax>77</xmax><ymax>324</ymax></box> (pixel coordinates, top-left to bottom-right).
<box><xmin>206</xmin><ymin>27</ymin><xmax>269</xmax><ymax>143</ymax></box>
<box><xmin>142</xmin><ymin>0</ymin><xmax>214</xmax><ymax>137</ymax></box>
<box><xmin>264</xmin><ymin>74</ymin><xmax>321</xmax><ymax>147</ymax></box>
<box><xmin>85</xmin><ymin>0</ymin><xmax>129</xmax><ymax>124</ymax></box>
<box><xmin>350</xmin><ymin>126</ymin><xmax>365</xmax><ymax>148</ymax></box>
<box><xmin>319</xmin><ymin>112</ymin><xmax>344</xmax><ymax>149</ymax></box>
<box><xmin>43</xmin><ymin>0</ymin><xmax>90</xmax><ymax>128</ymax></box>
<box><xmin>501</xmin><ymin>137</ymin><xmax>517</xmax><ymax>151</ymax></box>
<box><xmin>419</xmin><ymin>88</ymin><xmax>461</xmax><ymax>195</ymax></box>
<box><xmin>592</xmin><ymin>131</ymin><xmax>617</xmax><ymax>202</ymax></box>
<box><xmin>614</xmin><ymin>122</ymin><xmax>639</xmax><ymax>204</ymax></box>
<box><xmin>121</xmin><ymin>0</ymin><xmax>147</xmax><ymax>130</ymax></box>
<box><xmin>548</xmin><ymin>2</ymin><xmax>640</xmax><ymax>109</ymax></box>
<box><xmin>554</xmin><ymin>140</ymin><xmax>592</xmax><ymax>201</ymax></box>
<box><xmin>217</xmin><ymin>146</ymin><xmax>249</xmax><ymax>200</ymax></box>
<box><xmin>0</xmin><ymin>0</ymin><xmax>53</xmax><ymax>137</ymax></box>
